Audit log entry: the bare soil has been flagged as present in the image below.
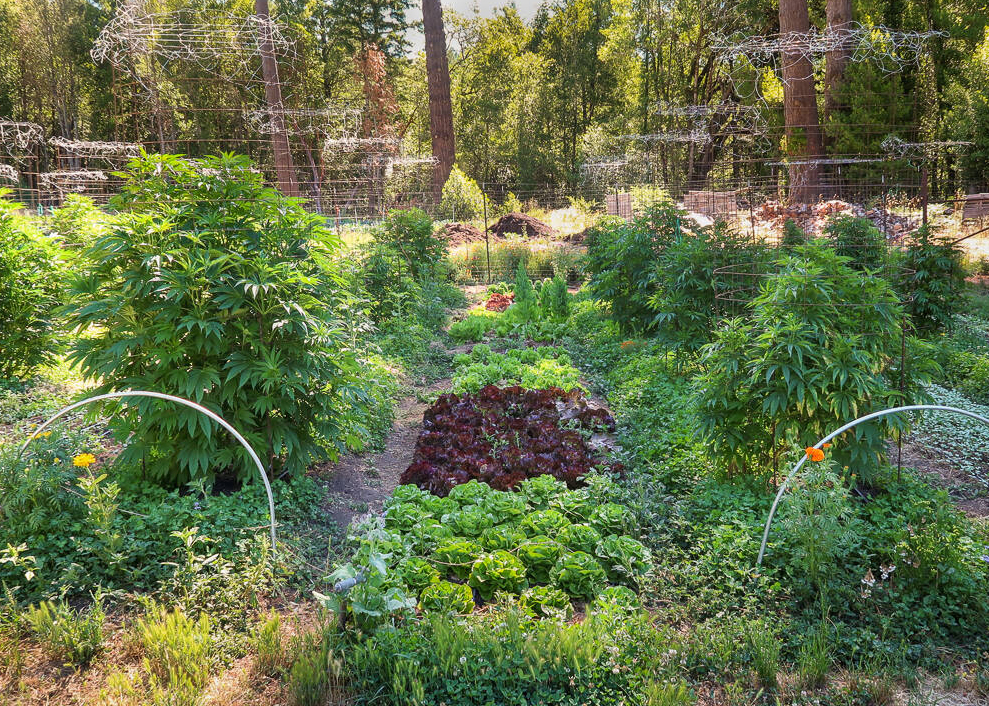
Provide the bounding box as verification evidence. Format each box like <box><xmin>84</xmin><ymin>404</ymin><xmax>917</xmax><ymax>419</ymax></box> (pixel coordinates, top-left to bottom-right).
<box><xmin>311</xmin><ymin>376</ymin><xmax>451</xmax><ymax>533</ymax></box>
<box><xmin>894</xmin><ymin>437</ymin><xmax>989</xmax><ymax>517</ymax></box>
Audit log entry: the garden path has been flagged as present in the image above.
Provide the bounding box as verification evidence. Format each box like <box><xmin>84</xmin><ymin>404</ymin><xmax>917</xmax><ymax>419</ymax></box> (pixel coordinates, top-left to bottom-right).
<box><xmin>315</xmin><ymin>375</ymin><xmax>451</xmax><ymax>533</ymax></box>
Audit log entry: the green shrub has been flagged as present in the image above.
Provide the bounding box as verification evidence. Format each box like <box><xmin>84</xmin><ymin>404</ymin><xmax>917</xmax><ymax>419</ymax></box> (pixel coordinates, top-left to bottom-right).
<box><xmin>551</xmin><ymin>551</ymin><xmax>607</xmax><ymax>599</ymax></box>
<box><xmin>62</xmin><ymin>153</ymin><xmax>364</xmax><ymax>484</ymax></box>
<box><xmin>26</xmin><ymin>596</ymin><xmax>104</xmax><ymax>667</ymax></box>
<box><xmin>585</xmin><ymin>202</ymin><xmax>686</xmax><ymax>332</ymax></box>
<box><xmin>377</xmin><ymin>208</ymin><xmax>445</xmax><ymax>279</ymax></box>
<box><xmin>440</xmin><ymin>166</ymin><xmax>484</xmax><ymax>220</ymax></box>
<box><xmin>782</xmin><ymin>218</ymin><xmax>809</xmax><ymax>247</ymax></box>
<box><xmin>509</xmin><ymin>261</ymin><xmax>539</xmax><ymax>323</ymax></box>
<box><xmin>898</xmin><ymin>225</ymin><xmax>964</xmax><ymax>334</ymax></box>
<box><xmin>420</xmin><ymin>581</ymin><xmax>475</xmax><ymax>614</ymax></box>
<box><xmin>824</xmin><ymin>215</ymin><xmax>886</xmax><ymax>271</ymax></box>
<box><xmin>0</xmin><ymin>190</ymin><xmax>67</xmax><ymax>378</ymax></box>
<box><xmin>468</xmin><ymin>550</ymin><xmax>528</xmax><ymax>600</ymax></box>
<box><xmin>695</xmin><ymin>245</ymin><xmax>934</xmax><ymax>479</ymax></box>
<box><xmin>44</xmin><ymin>194</ymin><xmax>108</xmax><ymax>249</ymax></box>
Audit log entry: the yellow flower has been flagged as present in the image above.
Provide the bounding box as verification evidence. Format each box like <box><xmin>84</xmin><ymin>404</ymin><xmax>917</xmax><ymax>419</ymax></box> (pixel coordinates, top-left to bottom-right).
<box><xmin>73</xmin><ymin>453</ymin><xmax>96</xmax><ymax>468</ymax></box>
<box><xmin>35</xmin><ymin>431</ymin><xmax>52</xmax><ymax>439</ymax></box>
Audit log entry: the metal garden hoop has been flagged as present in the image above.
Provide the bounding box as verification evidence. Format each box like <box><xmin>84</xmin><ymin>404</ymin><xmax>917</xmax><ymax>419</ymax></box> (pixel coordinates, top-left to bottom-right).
<box><xmin>15</xmin><ymin>390</ymin><xmax>277</xmax><ymax>548</ymax></box>
<box><xmin>757</xmin><ymin>404</ymin><xmax>989</xmax><ymax>566</ymax></box>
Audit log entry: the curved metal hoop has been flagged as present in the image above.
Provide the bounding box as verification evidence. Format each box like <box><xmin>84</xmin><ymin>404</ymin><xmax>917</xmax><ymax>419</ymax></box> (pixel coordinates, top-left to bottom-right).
<box><xmin>757</xmin><ymin>404</ymin><xmax>989</xmax><ymax>566</ymax></box>
<box><xmin>15</xmin><ymin>390</ymin><xmax>277</xmax><ymax>548</ymax></box>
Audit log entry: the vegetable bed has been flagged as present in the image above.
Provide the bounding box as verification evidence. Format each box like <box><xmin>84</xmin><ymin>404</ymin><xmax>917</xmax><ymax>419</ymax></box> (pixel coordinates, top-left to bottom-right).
<box><xmin>399</xmin><ymin>384</ymin><xmax>622</xmax><ymax>496</ymax></box>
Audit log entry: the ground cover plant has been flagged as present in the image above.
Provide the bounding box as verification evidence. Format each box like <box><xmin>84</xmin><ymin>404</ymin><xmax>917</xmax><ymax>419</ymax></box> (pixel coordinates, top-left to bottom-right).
<box><xmin>400</xmin><ymin>385</ymin><xmax>621</xmax><ymax>495</ymax></box>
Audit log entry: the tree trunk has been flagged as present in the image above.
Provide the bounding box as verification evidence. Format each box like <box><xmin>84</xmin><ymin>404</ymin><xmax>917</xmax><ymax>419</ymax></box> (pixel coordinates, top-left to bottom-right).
<box><xmin>779</xmin><ymin>0</ymin><xmax>824</xmax><ymax>203</ymax></box>
<box><xmin>824</xmin><ymin>0</ymin><xmax>852</xmax><ymax>125</ymax></box>
<box><xmin>423</xmin><ymin>0</ymin><xmax>456</xmax><ymax>199</ymax></box>
<box><xmin>255</xmin><ymin>0</ymin><xmax>299</xmax><ymax>197</ymax></box>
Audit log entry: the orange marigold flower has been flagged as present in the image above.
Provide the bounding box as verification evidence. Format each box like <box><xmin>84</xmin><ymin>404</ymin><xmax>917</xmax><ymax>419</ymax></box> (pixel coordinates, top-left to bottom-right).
<box><xmin>822</xmin><ymin>442</ymin><xmax>832</xmax><ymax>449</ymax></box>
<box><xmin>621</xmin><ymin>340</ymin><xmax>635</xmax><ymax>349</ymax></box>
<box><xmin>805</xmin><ymin>447</ymin><xmax>825</xmax><ymax>462</ymax></box>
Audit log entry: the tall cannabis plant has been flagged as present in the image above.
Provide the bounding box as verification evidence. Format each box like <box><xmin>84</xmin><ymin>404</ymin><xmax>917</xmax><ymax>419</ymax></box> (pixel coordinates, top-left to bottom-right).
<box><xmin>64</xmin><ymin>153</ymin><xmax>364</xmax><ymax>485</ymax></box>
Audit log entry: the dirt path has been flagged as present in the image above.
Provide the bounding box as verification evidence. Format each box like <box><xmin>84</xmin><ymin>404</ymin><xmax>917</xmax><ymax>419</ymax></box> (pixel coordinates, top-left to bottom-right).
<box><xmin>313</xmin><ymin>376</ymin><xmax>451</xmax><ymax>533</ymax></box>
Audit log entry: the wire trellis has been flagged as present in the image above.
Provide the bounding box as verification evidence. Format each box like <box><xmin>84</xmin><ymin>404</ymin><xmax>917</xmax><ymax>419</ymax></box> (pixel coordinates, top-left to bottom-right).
<box><xmin>713</xmin><ymin>23</ymin><xmax>946</xmax><ymax>83</ymax></box>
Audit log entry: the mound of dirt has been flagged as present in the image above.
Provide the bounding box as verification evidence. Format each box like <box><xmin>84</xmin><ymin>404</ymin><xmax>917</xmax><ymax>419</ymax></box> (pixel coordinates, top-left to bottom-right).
<box><xmin>488</xmin><ymin>212</ymin><xmax>557</xmax><ymax>239</ymax></box>
<box><xmin>441</xmin><ymin>221</ymin><xmax>488</xmax><ymax>246</ymax></box>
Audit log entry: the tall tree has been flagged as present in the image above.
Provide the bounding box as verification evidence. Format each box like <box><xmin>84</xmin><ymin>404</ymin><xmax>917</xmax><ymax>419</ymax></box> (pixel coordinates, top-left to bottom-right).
<box><xmin>255</xmin><ymin>0</ymin><xmax>299</xmax><ymax>197</ymax></box>
<box><xmin>326</xmin><ymin>0</ymin><xmax>413</xmax><ymax>57</ymax></box>
<box><xmin>824</xmin><ymin>0</ymin><xmax>852</xmax><ymax>125</ymax></box>
<box><xmin>779</xmin><ymin>0</ymin><xmax>824</xmax><ymax>202</ymax></box>
<box><xmin>422</xmin><ymin>0</ymin><xmax>455</xmax><ymax>196</ymax></box>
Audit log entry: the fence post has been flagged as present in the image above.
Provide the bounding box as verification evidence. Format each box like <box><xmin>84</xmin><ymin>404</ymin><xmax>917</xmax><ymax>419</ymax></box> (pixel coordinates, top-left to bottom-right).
<box><xmin>483</xmin><ymin>187</ymin><xmax>491</xmax><ymax>285</ymax></box>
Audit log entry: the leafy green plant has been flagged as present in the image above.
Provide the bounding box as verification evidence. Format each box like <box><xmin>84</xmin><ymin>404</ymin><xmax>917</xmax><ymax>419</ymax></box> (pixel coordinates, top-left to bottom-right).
<box><xmin>480</xmin><ymin>524</ymin><xmax>527</xmax><ymax>551</ymax></box>
<box><xmin>447</xmin><ymin>478</ymin><xmax>494</xmax><ymax>506</ymax></box>
<box><xmin>397</xmin><ymin>557</ymin><xmax>441</xmax><ymax>595</ymax></box>
<box><xmin>595</xmin><ymin>535</ymin><xmax>651</xmax><ymax>586</ymax></box>
<box><xmin>62</xmin><ymin>153</ymin><xmax>364</xmax><ymax>484</ymax></box>
<box><xmin>450</xmin><ymin>345</ymin><xmax>583</xmax><ymax>394</ymax></box>
<box><xmin>782</xmin><ymin>218</ymin><xmax>809</xmax><ymax>247</ymax></box>
<box><xmin>509</xmin><ymin>261</ymin><xmax>539</xmax><ymax>323</ymax></box>
<box><xmin>517</xmin><ymin>536</ymin><xmax>563</xmax><ymax>583</ymax></box>
<box><xmin>26</xmin><ymin>596</ymin><xmax>104</xmax><ymax>667</ymax></box>
<box><xmin>557</xmin><ymin>523</ymin><xmax>602</xmax><ymax>553</ymax></box>
<box><xmin>590</xmin><ymin>503</ymin><xmax>636</xmax><ymax>536</ymax></box>
<box><xmin>520</xmin><ymin>509</ymin><xmax>570</xmax><ymax>536</ymax></box>
<box><xmin>468</xmin><ymin>550</ymin><xmax>528</xmax><ymax>600</ymax></box>
<box><xmin>695</xmin><ymin>245</ymin><xmax>933</xmax><ymax>479</ymax></box>
<box><xmin>898</xmin><ymin>225</ymin><xmax>964</xmax><ymax>334</ymax></box>
<box><xmin>825</xmin><ymin>215</ymin><xmax>886</xmax><ymax>270</ymax></box>
<box><xmin>585</xmin><ymin>202</ymin><xmax>687</xmax><ymax>332</ymax></box>
<box><xmin>443</xmin><ymin>506</ymin><xmax>495</xmax><ymax>537</ymax></box>
<box><xmin>433</xmin><ymin>539</ymin><xmax>484</xmax><ymax>580</ymax></box>
<box><xmin>520</xmin><ymin>585</ymin><xmax>572</xmax><ymax>619</ymax></box>
<box><xmin>551</xmin><ymin>551</ymin><xmax>607</xmax><ymax>600</ymax></box>
<box><xmin>377</xmin><ymin>208</ymin><xmax>445</xmax><ymax>279</ymax></box>
<box><xmin>0</xmin><ymin>190</ymin><xmax>67</xmax><ymax>378</ymax></box>
<box><xmin>420</xmin><ymin>580</ymin><xmax>475</xmax><ymax>614</ymax></box>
